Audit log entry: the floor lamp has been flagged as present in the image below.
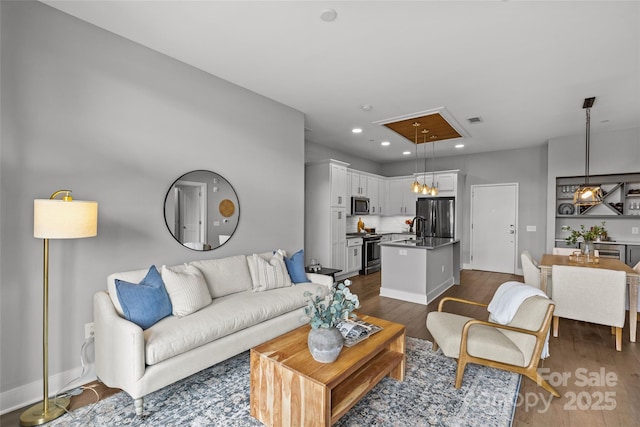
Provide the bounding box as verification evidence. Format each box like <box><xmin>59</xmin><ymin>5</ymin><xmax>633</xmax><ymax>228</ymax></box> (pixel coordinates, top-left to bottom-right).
<box><xmin>20</xmin><ymin>190</ymin><xmax>98</xmax><ymax>426</ymax></box>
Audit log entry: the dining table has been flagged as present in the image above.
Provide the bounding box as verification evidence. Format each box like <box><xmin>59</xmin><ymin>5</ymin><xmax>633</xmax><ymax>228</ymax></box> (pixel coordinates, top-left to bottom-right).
<box><xmin>539</xmin><ymin>254</ymin><xmax>640</xmax><ymax>343</ymax></box>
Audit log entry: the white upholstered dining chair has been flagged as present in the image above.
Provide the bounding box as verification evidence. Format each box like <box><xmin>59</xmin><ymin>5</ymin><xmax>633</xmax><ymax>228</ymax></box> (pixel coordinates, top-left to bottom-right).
<box><xmin>553</xmin><ymin>247</ymin><xmax>576</xmax><ymax>255</ymax></box>
<box><xmin>631</xmin><ymin>261</ymin><xmax>640</xmax><ymax>322</ymax></box>
<box><xmin>551</xmin><ymin>265</ymin><xmax>626</xmax><ymax>351</ymax></box>
<box><xmin>521</xmin><ymin>251</ymin><xmax>541</xmax><ymax>289</ymax></box>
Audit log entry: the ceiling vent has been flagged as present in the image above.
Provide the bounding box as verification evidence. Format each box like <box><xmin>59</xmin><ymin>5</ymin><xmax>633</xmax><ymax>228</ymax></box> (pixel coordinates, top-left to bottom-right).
<box><xmin>467</xmin><ymin>116</ymin><xmax>483</xmax><ymax>124</ymax></box>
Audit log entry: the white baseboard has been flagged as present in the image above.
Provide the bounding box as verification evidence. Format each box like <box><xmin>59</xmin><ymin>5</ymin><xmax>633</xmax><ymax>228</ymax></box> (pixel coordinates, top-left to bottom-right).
<box><xmin>379</xmin><ymin>288</ymin><xmax>428</xmax><ymax>305</ymax></box>
<box><xmin>0</xmin><ymin>364</ymin><xmax>96</xmax><ymax>415</ymax></box>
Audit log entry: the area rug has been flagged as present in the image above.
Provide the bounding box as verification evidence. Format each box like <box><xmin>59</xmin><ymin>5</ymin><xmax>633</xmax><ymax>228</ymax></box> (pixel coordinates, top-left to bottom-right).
<box><xmin>49</xmin><ymin>337</ymin><xmax>520</xmax><ymax>426</ymax></box>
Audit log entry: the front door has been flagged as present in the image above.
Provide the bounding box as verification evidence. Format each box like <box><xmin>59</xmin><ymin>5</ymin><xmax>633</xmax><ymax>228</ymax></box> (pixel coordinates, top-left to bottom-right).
<box><xmin>471</xmin><ymin>183</ymin><xmax>518</xmax><ymax>273</ymax></box>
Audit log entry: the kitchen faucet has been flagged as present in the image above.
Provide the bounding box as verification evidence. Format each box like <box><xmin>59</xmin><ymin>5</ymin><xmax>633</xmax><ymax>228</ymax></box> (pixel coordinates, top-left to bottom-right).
<box><xmin>411</xmin><ymin>216</ymin><xmax>426</xmax><ymax>239</ymax></box>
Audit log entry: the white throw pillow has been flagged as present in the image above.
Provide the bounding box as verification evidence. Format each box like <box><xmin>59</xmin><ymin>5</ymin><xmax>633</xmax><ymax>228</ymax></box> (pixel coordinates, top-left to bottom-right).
<box><xmin>247</xmin><ymin>251</ymin><xmax>293</xmax><ymax>292</ymax></box>
<box><xmin>161</xmin><ymin>264</ymin><xmax>212</xmax><ymax>317</ymax></box>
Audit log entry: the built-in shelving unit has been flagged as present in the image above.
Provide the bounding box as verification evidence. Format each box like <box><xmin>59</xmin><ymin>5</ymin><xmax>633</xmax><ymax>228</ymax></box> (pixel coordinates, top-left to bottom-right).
<box><xmin>556</xmin><ymin>173</ymin><xmax>640</xmax><ymax>218</ymax></box>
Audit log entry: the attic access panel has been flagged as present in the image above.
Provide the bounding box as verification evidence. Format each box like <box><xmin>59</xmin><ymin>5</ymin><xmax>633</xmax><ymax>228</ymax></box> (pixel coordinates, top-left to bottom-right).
<box><xmin>376</xmin><ymin>108</ymin><xmax>467</xmax><ymax>144</ymax></box>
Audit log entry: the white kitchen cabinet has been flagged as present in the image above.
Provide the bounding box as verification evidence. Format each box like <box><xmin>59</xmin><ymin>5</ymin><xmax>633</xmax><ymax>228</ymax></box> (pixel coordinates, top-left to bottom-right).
<box><xmin>435</xmin><ymin>172</ymin><xmax>456</xmax><ymax>195</ymax></box>
<box><xmin>377</xmin><ymin>179</ymin><xmax>388</xmax><ymax>215</ymax></box>
<box><xmin>387</xmin><ymin>177</ymin><xmax>417</xmax><ymax>216</ymax></box>
<box><xmin>305</xmin><ymin>160</ymin><xmax>350</xmax><ymax>270</ymax></box>
<box><xmin>346</xmin><ymin>237</ymin><xmax>363</xmax><ymax>274</ymax></box>
<box><xmin>349</xmin><ymin>170</ymin><xmax>368</xmax><ymax>196</ymax></box>
<box><xmin>368</xmin><ymin>176</ymin><xmax>380</xmax><ymax>215</ymax></box>
<box><xmin>330</xmin><ymin>162</ymin><xmax>347</xmax><ymax>207</ymax></box>
<box><xmin>331</xmin><ymin>208</ymin><xmax>347</xmax><ymax>272</ymax></box>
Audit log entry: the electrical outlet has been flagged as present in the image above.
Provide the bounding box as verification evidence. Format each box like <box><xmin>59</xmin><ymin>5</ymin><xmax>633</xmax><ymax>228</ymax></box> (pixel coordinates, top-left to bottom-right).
<box><xmin>632</xmin><ymin>227</ymin><xmax>639</xmax><ymax>235</ymax></box>
<box><xmin>85</xmin><ymin>322</ymin><xmax>94</xmax><ymax>339</ymax></box>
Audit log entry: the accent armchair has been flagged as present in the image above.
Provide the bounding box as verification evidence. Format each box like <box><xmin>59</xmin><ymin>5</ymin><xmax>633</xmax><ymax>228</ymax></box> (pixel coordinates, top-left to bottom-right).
<box><xmin>551</xmin><ymin>265</ymin><xmax>626</xmax><ymax>351</ymax></box>
<box><xmin>426</xmin><ymin>293</ymin><xmax>559</xmax><ymax>397</ymax></box>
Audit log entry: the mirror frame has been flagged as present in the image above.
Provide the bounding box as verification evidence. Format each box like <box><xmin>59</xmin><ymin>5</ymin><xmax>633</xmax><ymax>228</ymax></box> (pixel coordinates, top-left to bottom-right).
<box><xmin>163</xmin><ymin>170</ymin><xmax>240</xmax><ymax>251</ymax></box>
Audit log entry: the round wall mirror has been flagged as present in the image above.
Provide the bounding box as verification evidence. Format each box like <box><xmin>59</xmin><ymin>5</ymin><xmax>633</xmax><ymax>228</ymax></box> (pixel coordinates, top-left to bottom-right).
<box><xmin>164</xmin><ymin>170</ymin><xmax>240</xmax><ymax>251</ymax></box>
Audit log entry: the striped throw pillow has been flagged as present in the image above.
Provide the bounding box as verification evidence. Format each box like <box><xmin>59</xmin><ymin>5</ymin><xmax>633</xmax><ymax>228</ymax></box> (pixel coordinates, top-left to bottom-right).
<box><xmin>248</xmin><ymin>251</ymin><xmax>293</xmax><ymax>291</ymax></box>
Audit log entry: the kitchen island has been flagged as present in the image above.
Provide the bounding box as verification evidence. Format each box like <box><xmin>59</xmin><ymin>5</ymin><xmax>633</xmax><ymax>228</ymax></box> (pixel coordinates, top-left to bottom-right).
<box><xmin>379</xmin><ymin>237</ymin><xmax>460</xmax><ymax>305</ymax></box>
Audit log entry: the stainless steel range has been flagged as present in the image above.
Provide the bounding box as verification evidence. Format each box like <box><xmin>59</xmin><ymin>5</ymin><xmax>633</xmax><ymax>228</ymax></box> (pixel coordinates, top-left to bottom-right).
<box><xmin>360</xmin><ymin>234</ymin><xmax>382</xmax><ymax>275</ymax></box>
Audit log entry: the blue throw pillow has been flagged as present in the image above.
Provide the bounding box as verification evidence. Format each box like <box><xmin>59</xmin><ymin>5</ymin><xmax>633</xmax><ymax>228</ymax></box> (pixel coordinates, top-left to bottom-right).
<box><xmin>115</xmin><ymin>265</ymin><xmax>173</xmax><ymax>329</ymax></box>
<box><xmin>283</xmin><ymin>249</ymin><xmax>310</xmax><ymax>284</ymax></box>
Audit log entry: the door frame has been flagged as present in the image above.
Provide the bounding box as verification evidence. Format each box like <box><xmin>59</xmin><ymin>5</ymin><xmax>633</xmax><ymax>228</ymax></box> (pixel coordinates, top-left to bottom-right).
<box><xmin>174</xmin><ymin>179</ymin><xmax>207</xmax><ymax>244</ymax></box>
<box><xmin>470</xmin><ymin>182</ymin><xmax>519</xmax><ymax>273</ymax></box>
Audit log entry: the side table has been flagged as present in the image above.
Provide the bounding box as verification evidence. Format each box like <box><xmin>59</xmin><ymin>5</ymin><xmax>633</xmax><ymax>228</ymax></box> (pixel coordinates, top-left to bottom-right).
<box><xmin>306</xmin><ymin>267</ymin><xmax>342</xmax><ymax>282</ymax></box>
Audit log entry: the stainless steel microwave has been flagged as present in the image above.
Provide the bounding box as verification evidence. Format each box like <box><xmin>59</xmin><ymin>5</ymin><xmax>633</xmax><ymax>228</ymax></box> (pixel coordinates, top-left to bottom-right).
<box><xmin>351</xmin><ymin>197</ymin><xmax>370</xmax><ymax>215</ymax></box>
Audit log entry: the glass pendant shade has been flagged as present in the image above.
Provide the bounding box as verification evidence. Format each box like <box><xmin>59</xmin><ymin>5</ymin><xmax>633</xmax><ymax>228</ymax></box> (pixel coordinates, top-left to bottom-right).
<box><xmin>573</xmin><ymin>185</ymin><xmax>603</xmax><ymax>206</ymax></box>
<box><xmin>421</xmin><ymin>183</ymin><xmax>429</xmax><ymax>195</ymax></box>
<box><xmin>411</xmin><ymin>180</ymin><xmax>421</xmax><ymax>193</ymax></box>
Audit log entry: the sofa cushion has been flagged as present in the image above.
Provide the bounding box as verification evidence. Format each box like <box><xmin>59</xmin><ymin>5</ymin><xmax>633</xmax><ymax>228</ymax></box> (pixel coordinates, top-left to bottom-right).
<box><xmin>161</xmin><ymin>264</ymin><xmax>212</xmax><ymax>317</ymax></box>
<box><xmin>114</xmin><ymin>265</ymin><xmax>173</xmax><ymax>330</ymax></box>
<box><xmin>247</xmin><ymin>251</ymin><xmax>292</xmax><ymax>291</ymax></box>
<box><xmin>283</xmin><ymin>249</ymin><xmax>310</xmax><ymax>284</ymax></box>
<box><xmin>143</xmin><ymin>282</ymin><xmax>328</xmax><ymax>365</ymax></box>
<box><xmin>189</xmin><ymin>254</ymin><xmax>253</xmax><ymax>298</ymax></box>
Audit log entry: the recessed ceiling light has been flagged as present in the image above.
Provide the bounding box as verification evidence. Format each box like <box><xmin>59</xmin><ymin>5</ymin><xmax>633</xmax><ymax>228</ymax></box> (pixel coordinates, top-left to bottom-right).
<box><xmin>352</xmin><ymin>128</ymin><xmax>363</xmax><ymax>134</ymax></box>
<box><xmin>455</xmin><ymin>144</ymin><xmax>465</xmax><ymax>149</ymax></box>
<box><xmin>402</xmin><ymin>151</ymin><xmax>411</xmax><ymax>155</ymax></box>
<box><xmin>381</xmin><ymin>141</ymin><xmax>390</xmax><ymax>146</ymax></box>
<box><xmin>361</xmin><ymin>104</ymin><xmax>373</xmax><ymax>112</ymax></box>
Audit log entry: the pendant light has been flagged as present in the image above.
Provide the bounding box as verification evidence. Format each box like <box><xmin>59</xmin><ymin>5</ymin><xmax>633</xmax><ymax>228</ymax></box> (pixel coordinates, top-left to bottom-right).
<box><xmin>573</xmin><ymin>97</ymin><xmax>603</xmax><ymax>206</ymax></box>
<box><xmin>428</xmin><ymin>136</ymin><xmax>439</xmax><ymax>196</ymax></box>
<box><xmin>421</xmin><ymin>130</ymin><xmax>430</xmax><ymax>195</ymax></box>
<box><xmin>411</xmin><ymin>122</ymin><xmax>422</xmax><ymax>193</ymax></box>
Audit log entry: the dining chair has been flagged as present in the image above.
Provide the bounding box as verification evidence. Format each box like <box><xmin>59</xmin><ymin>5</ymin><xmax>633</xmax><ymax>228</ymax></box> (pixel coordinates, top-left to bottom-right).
<box><xmin>427</xmin><ymin>284</ymin><xmax>559</xmax><ymax>397</ymax></box>
<box><xmin>631</xmin><ymin>261</ymin><xmax>640</xmax><ymax>322</ymax></box>
<box><xmin>551</xmin><ymin>265</ymin><xmax>626</xmax><ymax>351</ymax></box>
<box><xmin>552</xmin><ymin>247</ymin><xmax>575</xmax><ymax>255</ymax></box>
<box><xmin>521</xmin><ymin>251</ymin><xmax>541</xmax><ymax>288</ymax></box>
<box><xmin>553</xmin><ymin>247</ymin><xmax>599</xmax><ymax>256</ymax></box>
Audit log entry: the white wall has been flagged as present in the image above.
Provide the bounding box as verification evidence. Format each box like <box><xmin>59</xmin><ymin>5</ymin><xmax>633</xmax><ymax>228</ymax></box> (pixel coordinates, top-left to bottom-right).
<box><xmin>0</xmin><ymin>1</ymin><xmax>305</xmax><ymax>411</ymax></box>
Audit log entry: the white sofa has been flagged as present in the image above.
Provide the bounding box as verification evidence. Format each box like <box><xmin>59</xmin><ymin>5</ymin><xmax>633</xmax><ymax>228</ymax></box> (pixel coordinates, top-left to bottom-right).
<box><xmin>94</xmin><ymin>252</ymin><xmax>332</xmax><ymax>415</ymax></box>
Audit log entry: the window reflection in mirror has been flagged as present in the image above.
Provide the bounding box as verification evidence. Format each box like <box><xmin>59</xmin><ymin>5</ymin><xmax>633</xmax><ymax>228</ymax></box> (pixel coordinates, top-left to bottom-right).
<box><xmin>164</xmin><ymin>170</ymin><xmax>240</xmax><ymax>251</ymax></box>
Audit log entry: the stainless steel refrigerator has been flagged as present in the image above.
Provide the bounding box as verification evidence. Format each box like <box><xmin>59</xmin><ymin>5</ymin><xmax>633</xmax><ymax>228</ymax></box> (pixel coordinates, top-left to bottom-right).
<box><xmin>416</xmin><ymin>197</ymin><xmax>455</xmax><ymax>238</ymax></box>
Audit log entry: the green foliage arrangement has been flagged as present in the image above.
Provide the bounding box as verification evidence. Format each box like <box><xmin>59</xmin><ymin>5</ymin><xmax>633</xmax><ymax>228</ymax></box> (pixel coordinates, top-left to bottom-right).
<box><xmin>303</xmin><ymin>279</ymin><xmax>360</xmax><ymax>329</ymax></box>
<box><xmin>561</xmin><ymin>221</ymin><xmax>607</xmax><ymax>245</ymax></box>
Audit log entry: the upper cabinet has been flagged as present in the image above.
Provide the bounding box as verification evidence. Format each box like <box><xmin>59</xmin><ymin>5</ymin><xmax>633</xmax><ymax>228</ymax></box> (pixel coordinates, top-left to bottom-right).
<box><xmin>556</xmin><ymin>173</ymin><xmax>640</xmax><ymax>218</ymax></box>
<box><xmin>330</xmin><ymin>162</ymin><xmax>347</xmax><ymax>208</ymax></box>
<box><xmin>348</xmin><ymin>171</ymin><xmax>368</xmax><ymax>197</ymax></box>
<box><xmin>387</xmin><ymin>177</ymin><xmax>417</xmax><ymax>216</ymax></box>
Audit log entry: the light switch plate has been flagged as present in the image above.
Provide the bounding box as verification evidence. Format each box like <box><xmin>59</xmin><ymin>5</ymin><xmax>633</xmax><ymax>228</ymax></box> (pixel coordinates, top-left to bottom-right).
<box><xmin>526</xmin><ymin>225</ymin><xmax>536</xmax><ymax>232</ymax></box>
<box><xmin>632</xmin><ymin>227</ymin><xmax>639</xmax><ymax>235</ymax></box>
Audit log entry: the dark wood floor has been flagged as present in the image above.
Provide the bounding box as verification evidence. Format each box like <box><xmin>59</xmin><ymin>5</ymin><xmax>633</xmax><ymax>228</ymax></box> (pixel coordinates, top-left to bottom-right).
<box><xmin>3</xmin><ymin>270</ymin><xmax>639</xmax><ymax>426</ymax></box>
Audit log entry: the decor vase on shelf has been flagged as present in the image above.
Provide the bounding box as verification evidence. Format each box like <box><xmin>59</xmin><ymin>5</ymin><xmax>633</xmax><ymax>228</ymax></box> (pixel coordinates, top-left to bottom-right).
<box><xmin>303</xmin><ymin>279</ymin><xmax>360</xmax><ymax>363</ymax></box>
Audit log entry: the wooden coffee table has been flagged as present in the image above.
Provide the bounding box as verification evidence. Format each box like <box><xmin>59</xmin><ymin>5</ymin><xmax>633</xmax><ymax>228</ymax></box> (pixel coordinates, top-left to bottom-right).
<box><xmin>250</xmin><ymin>314</ymin><xmax>406</xmax><ymax>427</ymax></box>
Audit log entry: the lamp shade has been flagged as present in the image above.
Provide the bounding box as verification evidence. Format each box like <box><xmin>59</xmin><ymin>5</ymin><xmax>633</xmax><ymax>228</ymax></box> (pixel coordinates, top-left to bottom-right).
<box><xmin>34</xmin><ymin>199</ymin><xmax>98</xmax><ymax>239</ymax></box>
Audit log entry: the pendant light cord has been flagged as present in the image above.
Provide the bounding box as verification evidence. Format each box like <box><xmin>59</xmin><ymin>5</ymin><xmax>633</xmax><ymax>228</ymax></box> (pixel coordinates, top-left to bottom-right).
<box><xmin>584</xmin><ymin>106</ymin><xmax>591</xmax><ymax>185</ymax></box>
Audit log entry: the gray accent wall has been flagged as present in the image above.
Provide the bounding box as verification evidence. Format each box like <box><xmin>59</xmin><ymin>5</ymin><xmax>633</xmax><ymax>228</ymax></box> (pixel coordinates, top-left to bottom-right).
<box><xmin>1</xmin><ymin>1</ymin><xmax>304</xmax><ymax>408</ymax></box>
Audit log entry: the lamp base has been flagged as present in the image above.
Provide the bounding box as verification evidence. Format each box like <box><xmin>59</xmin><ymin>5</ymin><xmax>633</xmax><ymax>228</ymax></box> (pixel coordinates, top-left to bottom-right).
<box><xmin>19</xmin><ymin>397</ymin><xmax>70</xmax><ymax>426</ymax></box>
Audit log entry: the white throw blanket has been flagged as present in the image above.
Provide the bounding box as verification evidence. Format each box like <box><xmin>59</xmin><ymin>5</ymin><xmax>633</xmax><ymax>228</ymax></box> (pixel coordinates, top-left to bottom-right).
<box><xmin>487</xmin><ymin>281</ymin><xmax>551</xmax><ymax>359</ymax></box>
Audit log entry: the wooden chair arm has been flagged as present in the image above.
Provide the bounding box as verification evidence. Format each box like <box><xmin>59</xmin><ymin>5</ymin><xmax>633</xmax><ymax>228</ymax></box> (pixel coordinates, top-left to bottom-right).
<box><xmin>437</xmin><ymin>297</ymin><xmax>488</xmax><ymax>312</ymax></box>
<box><xmin>460</xmin><ymin>318</ymin><xmax>543</xmax><ymax>339</ymax></box>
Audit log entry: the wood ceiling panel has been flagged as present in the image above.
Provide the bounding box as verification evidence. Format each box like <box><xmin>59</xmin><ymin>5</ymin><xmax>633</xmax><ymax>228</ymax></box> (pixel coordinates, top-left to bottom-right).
<box><xmin>383</xmin><ymin>112</ymin><xmax>462</xmax><ymax>144</ymax></box>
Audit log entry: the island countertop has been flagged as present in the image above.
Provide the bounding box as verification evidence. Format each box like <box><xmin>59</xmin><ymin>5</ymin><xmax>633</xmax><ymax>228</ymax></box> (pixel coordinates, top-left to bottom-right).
<box><xmin>380</xmin><ymin>237</ymin><xmax>459</xmax><ymax>249</ymax></box>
